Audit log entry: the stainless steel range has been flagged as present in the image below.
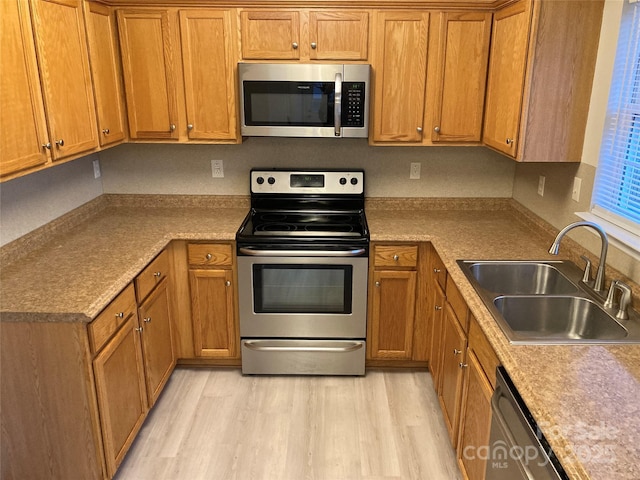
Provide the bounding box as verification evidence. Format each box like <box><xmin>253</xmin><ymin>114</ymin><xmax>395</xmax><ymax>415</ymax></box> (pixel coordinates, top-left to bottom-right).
<box><xmin>236</xmin><ymin>169</ymin><xmax>369</xmax><ymax>375</ymax></box>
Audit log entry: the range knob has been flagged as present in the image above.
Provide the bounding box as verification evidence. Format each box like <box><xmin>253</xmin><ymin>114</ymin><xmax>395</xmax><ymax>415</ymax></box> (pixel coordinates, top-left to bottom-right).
<box><xmin>339</xmin><ymin>177</ymin><xmax>347</xmax><ymax>185</ymax></box>
<box><xmin>256</xmin><ymin>176</ymin><xmax>264</xmax><ymax>185</ymax></box>
<box><xmin>350</xmin><ymin>177</ymin><xmax>358</xmax><ymax>185</ymax></box>
<box><xmin>267</xmin><ymin>176</ymin><xmax>276</xmax><ymax>185</ymax></box>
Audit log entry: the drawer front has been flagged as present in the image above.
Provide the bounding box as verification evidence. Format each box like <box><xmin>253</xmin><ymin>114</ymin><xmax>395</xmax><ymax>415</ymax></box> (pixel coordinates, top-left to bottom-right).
<box><xmin>446</xmin><ymin>276</ymin><xmax>469</xmax><ymax>333</ymax></box>
<box><xmin>135</xmin><ymin>250</ymin><xmax>169</xmax><ymax>303</ymax></box>
<box><xmin>188</xmin><ymin>243</ymin><xmax>233</xmax><ymax>267</ymax></box>
<box><xmin>89</xmin><ymin>283</ymin><xmax>137</xmax><ymax>353</ymax></box>
<box><xmin>374</xmin><ymin>244</ymin><xmax>418</xmax><ymax>268</ymax></box>
<box><xmin>431</xmin><ymin>249</ymin><xmax>447</xmax><ymax>291</ymax></box>
<box><xmin>469</xmin><ymin>314</ymin><xmax>500</xmax><ymax>388</ymax></box>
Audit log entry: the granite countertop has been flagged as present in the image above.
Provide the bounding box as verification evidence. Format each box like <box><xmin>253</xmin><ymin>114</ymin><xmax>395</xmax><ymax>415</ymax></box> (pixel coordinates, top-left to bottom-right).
<box><xmin>1</xmin><ymin>195</ymin><xmax>638</xmax><ymax>480</ymax></box>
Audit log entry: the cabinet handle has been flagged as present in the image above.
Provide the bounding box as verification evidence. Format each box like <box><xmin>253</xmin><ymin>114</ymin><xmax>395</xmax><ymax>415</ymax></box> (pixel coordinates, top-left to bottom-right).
<box><xmin>311</xmin><ymin>42</ymin><xmax>317</xmax><ymax>49</ymax></box>
<box><xmin>55</xmin><ymin>139</ymin><xmax>64</xmax><ymax>147</ymax></box>
<box><xmin>206</xmin><ymin>253</ymin><xmax>213</xmax><ymax>260</ymax></box>
<box><xmin>433</xmin><ymin>268</ymin><xmax>441</xmax><ymax>273</ymax></box>
<box><xmin>115</xmin><ymin>312</ymin><xmax>124</xmax><ymax>319</ymax></box>
<box><xmin>102</xmin><ymin>128</ymin><xmax>110</xmax><ymax>135</ymax></box>
<box><xmin>434</xmin><ymin>305</ymin><xmax>442</xmax><ymax>311</ymax></box>
<box><xmin>187</xmin><ymin>124</ymin><xmax>193</xmax><ymax>130</ymax></box>
<box><xmin>453</xmin><ymin>348</ymin><xmax>462</xmax><ymax>355</ymax></box>
<box><xmin>506</xmin><ymin>138</ymin><xmax>514</xmax><ymax>145</ymax></box>
<box><xmin>416</xmin><ymin>127</ymin><xmax>423</xmax><ymax>133</ymax></box>
<box><xmin>393</xmin><ymin>254</ymin><xmax>399</xmax><ymax>261</ymax></box>
<box><xmin>292</xmin><ymin>42</ymin><xmax>298</xmax><ymax>49</ymax></box>
<box><xmin>42</xmin><ymin>142</ymin><xmax>52</xmax><ymax>150</ymax></box>
<box><xmin>170</xmin><ymin>124</ymin><xmax>176</xmax><ymax>132</ymax></box>
<box><xmin>375</xmin><ymin>281</ymin><xmax>381</xmax><ymax>287</ymax></box>
<box><xmin>434</xmin><ymin>126</ymin><xmax>440</xmax><ymax>133</ymax></box>
<box><xmin>459</xmin><ymin>362</ymin><xmax>468</xmax><ymax>369</ymax></box>
<box><xmin>153</xmin><ymin>271</ymin><xmax>161</xmax><ymax>278</ymax></box>
<box><xmin>225</xmin><ymin>281</ymin><xmax>231</xmax><ymax>287</ymax></box>
<box><xmin>135</xmin><ymin>326</ymin><xmax>143</xmax><ymax>332</ymax></box>
<box><xmin>144</xmin><ymin>317</ymin><xmax>151</xmax><ymax>323</ymax></box>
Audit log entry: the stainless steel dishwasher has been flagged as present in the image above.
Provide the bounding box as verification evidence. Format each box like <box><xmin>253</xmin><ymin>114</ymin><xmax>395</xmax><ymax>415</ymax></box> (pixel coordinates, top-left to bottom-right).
<box><xmin>486</xmin><ymin>367</ymin><xmax>569</xmax><ymax>480</ymax></box>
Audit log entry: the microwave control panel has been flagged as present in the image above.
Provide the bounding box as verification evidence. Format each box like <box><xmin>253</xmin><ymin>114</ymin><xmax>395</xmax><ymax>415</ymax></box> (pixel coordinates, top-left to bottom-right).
<box><xmin>343</xmin><ymin>83</ymin><xmax>365</xmax><ymax>127</ymax></box>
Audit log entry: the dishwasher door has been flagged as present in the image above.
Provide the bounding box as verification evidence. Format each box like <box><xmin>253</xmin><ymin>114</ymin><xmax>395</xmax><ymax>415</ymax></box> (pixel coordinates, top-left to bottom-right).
<box><xmin>486</xmin><ymin>367</ymin><xmax>568</xmax><ymax>480</ymax></box>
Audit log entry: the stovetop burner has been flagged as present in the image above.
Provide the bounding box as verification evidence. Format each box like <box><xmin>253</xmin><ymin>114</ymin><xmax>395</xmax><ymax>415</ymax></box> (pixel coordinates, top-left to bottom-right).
<box><xmin>251</xmin><ymin>211</ymin><xmax>363</xmax><ymax>236</ymax></box>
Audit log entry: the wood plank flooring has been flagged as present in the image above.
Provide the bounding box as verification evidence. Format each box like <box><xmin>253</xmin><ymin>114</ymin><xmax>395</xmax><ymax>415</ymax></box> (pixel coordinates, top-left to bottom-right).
<box><xmin>114</xmin><ymin>368</ymin><xmax>462</xmax><ymax>480</ymax></box>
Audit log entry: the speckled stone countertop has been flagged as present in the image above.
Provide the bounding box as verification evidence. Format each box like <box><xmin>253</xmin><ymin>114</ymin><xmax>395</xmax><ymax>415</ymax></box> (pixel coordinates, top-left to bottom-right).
<box><xmin>1</xmin><ymin>195</ymin><xmax>638</xmax><ymax>480</ymax></box>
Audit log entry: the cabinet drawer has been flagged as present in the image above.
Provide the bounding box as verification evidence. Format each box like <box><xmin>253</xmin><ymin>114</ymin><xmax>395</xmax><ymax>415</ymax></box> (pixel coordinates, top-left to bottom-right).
<box><xmin>89</xmin><ymin>283</ymin><xmax>137</xmax><ymax>353</ymax></box>
<box><xmin>135</xmin><ymin>250</ymin><xmax>169</xmax><ymax>303</ymax></box>
<box><xmin>431</xmin><ymin>250</ymin><xmax>447</xmax><ymax>291</ymax></box>
<box><xmin>188</xmin><ymin>243</ymin><xmax>233</xmax><ymax>267</ymax></box>
<box><xmin>446</xmin><ymin>277</ymin><xmax>469</xmax><ymax>332</ymax></box>
<box><xmin>374</xmin><ymin>244</ymin><xmax>418</xmax><ymax>268</ymax></box>
<box><xmin>469</xmin><ymin>314</ymin><xmax>500</xmax><ymax>388</ymax></box>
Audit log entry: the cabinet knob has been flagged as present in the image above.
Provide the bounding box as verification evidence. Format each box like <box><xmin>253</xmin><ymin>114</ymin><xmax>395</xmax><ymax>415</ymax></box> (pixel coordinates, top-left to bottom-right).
<box><xmin>311</xmin><ymin>42</ymin><xmax>317</xmax><ymax>49</ymax></box>
<box><xmin>135</xmin><ymin>326</ymin><xmax>143</xmax><ymax>332</ymax></box>
<box><xmin>434</xmin><ymin>305</ymin><xmax>442</xmax><ymax>311</ymax></box>
<box><xmin>453</xmin><ymin>348</ymin><xmax>462</xmax><ymax>355</ymax></box>
<box><xmin>102</xmin><ymin>128</ymin><xmax>110</xmax><ymax>135</ymax></box>
<box><xmin>115</xmin><ymin>312</ymin><xmax>124</xmax><ymax>319</ymax></box>
<box><xmin>393</xmin><ymin>254</ymin><xmax>399</xmax><ymax>261</ymax></box>
<box><xmin>170</xmin><ymin>124</ymin><xmax>176</xmax><ymax>132</ymax></box>
<box><xmin>144</xmin><ymin>317</ymin><xmax>152</xmax><ymax>323</ymax></box>
<box><xmin>433</xmin><ymin>268</ymin><xmax>441</xmax><ymax>273</ymax></box>
<box><xmin>153</xmin><ymin>271</ymin><xmax>161</xmax><ymax>278</ymax></box>
<box><xmin>225</xmin><ymin>281</ymin><xmax>231</xmax><ymax>287</ymax></box>
<box><xmin>187</xmin><ymin>124</ymin><xmax>194</xmax><ymax>130</ymax></box>
<box><xmin>434</xmin><ymin>126</ymin><xmax>440</xmax><ymax>133</ymax></box>
<box><xmin>459</xmin><ymin>362</ymin><xmax>468</xmax><ymax>369</ymax></box>
<box><xmin>206</xmin><ymin>253</ymin><xmax>213</xmax><ymax>260</ymax></box>
<box><xmin>506</xmin><ymin>138</ymin><xmax>514</xmax><ymax>145</ymax></box>
<box><xmin>42</xmin><ymin>142</ymin><xmax>52</xmax><ymax>150</ymax></box>
<box><xmin>375</xmin><ymin>281</ymin><xmax>381</xmax><ymax>287</ymax></box>
<box><xmin>55</xmin><ymin>139</ymin><xmax>64</xmax><ymax>147</ymax></box>
<box><xmin>416</xmin><ymin>127</ymin><xmax>423</xmax><ymax>133</ymax></box>
<box><xmin>292</xmin><ymin>42</ymin><xmax>298</xmax><ymax>49</ymax></box>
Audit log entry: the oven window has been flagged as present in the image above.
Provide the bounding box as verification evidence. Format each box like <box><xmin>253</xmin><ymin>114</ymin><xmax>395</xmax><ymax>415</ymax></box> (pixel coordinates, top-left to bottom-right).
<box><xmin>253</xmin><ymin>264</ymin><xmax>352</xmax><ymax>314</ymax></box>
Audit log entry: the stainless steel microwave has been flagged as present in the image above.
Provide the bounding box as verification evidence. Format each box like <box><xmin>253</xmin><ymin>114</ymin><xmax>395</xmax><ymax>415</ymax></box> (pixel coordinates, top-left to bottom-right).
<box><xmin>238</xmin><ymin>63</ymin><xmax>370</xmax><ymax>138</ymax></box>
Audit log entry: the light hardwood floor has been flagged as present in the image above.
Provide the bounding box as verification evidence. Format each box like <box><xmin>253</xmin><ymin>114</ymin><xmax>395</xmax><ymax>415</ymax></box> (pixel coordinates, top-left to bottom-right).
<box><xmin>114</xmin><ymin>368</ymin><xmax>462</xmax><ymax>480</ymax></box>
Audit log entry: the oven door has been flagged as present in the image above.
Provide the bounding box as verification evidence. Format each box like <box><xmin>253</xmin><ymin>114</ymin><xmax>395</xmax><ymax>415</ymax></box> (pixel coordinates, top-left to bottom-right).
<box><xmin>238</xmin><ymin>255</ymin><xmax>368</xmax><ymax>339</ymax></box>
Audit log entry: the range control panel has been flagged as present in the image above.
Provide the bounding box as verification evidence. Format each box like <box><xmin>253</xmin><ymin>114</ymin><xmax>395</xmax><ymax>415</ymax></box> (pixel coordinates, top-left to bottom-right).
<box><xmin>251</xmin><ymin>170</ymin><xmax>364</xmax><ymax>195</ymax></box>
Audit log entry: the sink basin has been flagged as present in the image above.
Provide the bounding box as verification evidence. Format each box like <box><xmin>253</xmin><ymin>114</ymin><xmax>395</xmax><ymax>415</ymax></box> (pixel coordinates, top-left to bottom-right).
<box><xmin>466</xmin><ymin>261</ymin><xmax>580</xmax><ymax>295</ymax></box>
<box><xmin>493</xmin><ymin>295</ymin><xmax>629</xmax><ymax>342</ymax></box>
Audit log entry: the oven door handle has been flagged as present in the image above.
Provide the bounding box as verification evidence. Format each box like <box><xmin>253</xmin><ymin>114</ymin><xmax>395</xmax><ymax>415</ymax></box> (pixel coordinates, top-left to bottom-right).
<box><xmin>238</xmin><ymin>247</ymin><xmax>366</xmax><ymax>257</ymax></box>
<box><xmin>243</xmin><ymin>340</ymin><xmax>363</xmax><ymax>353</ymax></box>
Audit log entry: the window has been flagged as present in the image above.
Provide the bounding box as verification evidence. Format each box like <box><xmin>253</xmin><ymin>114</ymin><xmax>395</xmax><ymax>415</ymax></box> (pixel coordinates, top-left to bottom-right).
<box><xmin>590</xmin><ymin>0</ymin><xmax>640</xmax><ymax>254</ymax></box>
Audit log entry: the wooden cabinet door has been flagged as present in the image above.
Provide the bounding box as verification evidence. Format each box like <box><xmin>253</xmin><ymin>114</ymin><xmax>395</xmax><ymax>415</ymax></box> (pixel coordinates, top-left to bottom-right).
<box><xmin>308</xmin><ymin>11</ymin><xmax>369</xmax><ymax>61</ymax></box>
<box><xmin>189</xmin><ymin>268</ymin><xmax>237</xmax><ymax>358</ymax></box>
<box><xmin>483</xmin><ymin>0</ymin><xmax>532</xmax><ymax>156</ymax></box>
<box><xmin>138</xmin><ymin>279</ymin><xmax>175</xmax><ymax>407</ymax></box>
<box><xmin>457</xmin><ymin>350</ymin><xmax>493</xmax><ymax>480</ymax></box>
<box><xmin>438</xmin><ymin>302</ymin><xmax>467</xmax><ymax>447</ymax></box>
<box><xmin>30</xmin><ymin>0</ymin><xmax>98</xmax><ymax>159</ymax></box>
<box><xmin>93</xmin><ymin>314</ymin><xmax>148</xmax><ymax>478</ymax></box>
<box><xmin>1</xmin><ymin>0</ymin><xmax>50</xmax><ymax>178</ymax></box>
<box><xmin>240</xmin><ymin>11</ymin><xmax>300</xmax><ymax>60</ymax></box>
<box><xmin>117</xmin><ymin>9</ymin><xmax>179</xmax><ymax>140</ymax></box>
<box><xmin>85</xmin><ymin>2</ymin><xmax>126</xmax><ymax>146</ymax></box>
<box><xmin>179</xmin><ymin>10</ymin><xmax>238</xmax><ymax>141</ymax></box>
<box><xmin>372</xmin><ymin>11</ymin><xmax>429</xmax><ymax>143</ymax></box>
<box><xmin>428</xmin><ymin>281</ymin><xmax>446</xmax><ymax>385</ymax></box>
<box><xmin>430</xmin><ymin>12</ymin><xmax>491</xmax><ymax>143</ymax></box>
<box><xmin>369</xmin><ymin>270</ymin><xmax>417</xmax><ymax>359</ymax></box>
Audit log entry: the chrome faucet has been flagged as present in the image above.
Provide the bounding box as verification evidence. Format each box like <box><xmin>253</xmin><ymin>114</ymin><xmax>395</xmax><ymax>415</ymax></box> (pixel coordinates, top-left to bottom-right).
<box><xmin>548</xmin><ymin>221</ymin><xmax>608</xmax><ymax>292</ymax></box>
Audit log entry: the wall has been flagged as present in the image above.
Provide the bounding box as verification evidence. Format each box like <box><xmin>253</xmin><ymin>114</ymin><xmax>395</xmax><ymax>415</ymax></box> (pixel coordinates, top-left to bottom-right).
<box><xmin>511</xmin><ymin>0</ymin><xmax>639</xmax><ymax>283</ymax></box>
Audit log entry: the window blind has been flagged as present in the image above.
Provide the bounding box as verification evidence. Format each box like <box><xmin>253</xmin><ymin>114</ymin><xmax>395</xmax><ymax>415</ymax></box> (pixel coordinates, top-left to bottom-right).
<box><xmin>593</xmin><ymin>0</ymin><xmax>640</xmax><ymax>235</ymax></box>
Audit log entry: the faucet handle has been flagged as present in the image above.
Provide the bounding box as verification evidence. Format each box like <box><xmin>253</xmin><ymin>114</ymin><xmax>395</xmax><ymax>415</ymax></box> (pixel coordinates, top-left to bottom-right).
<box><xmin>579</xmin><ymin>255</ymin><xmax>592</xmax><ymax>283</ymax></box>
<box><xmin>604</xmin><ymin>280</ymin><xmax>619</xmax><ymax>309</ymax></box>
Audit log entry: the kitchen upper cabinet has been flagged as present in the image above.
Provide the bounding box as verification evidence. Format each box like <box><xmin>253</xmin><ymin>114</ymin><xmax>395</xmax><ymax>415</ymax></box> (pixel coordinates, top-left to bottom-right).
<box><xmin>117</xmin><ymin>9</ymin><xmax>179</xmax><ymax>140</ymax></box>
<box><xmin>240</xmin><ymin>9</ymin><xmax>369</xmax><ymax>61</ymax></box>
<box><xmin>1</xmin><ymin>0</ymin><xmax>50</xmax><ymax>178</ymax></box>
<box><xmin>427</xmin><ymin>11</ymin><xmax>491</xmax><ymax>143</ymax></box>
<box><xmin>371</xmin><ymin>11</ymin><xmax>429</xmax><ymax>143</ymax></box>
<box><xmin>30</xmin><ymin>0</ymin><xmax>99</xmax><ymax>158</ymax></box>
<box><xmin>188</xmin><ymin>243</ymin><xmax>239</xmax><ymax>358</ymax></box>
<box><xmin>84</xmin><ymin>2</ymin><xmax>127</xmax><ymax>146</ymax></box>
<box><xmin>179</xmin><ymin>10</ymin><xmax>238</xmax><ymax>141</ymax></box>
<box><xmin>483</xmin><ymin>0</ymin><xmax>604</xmax><ymax>161</ymax></box>
<box><xmin>368</xmin><ymin>244</ymin><xmax>418</xmax><ymax>360</ymax></box>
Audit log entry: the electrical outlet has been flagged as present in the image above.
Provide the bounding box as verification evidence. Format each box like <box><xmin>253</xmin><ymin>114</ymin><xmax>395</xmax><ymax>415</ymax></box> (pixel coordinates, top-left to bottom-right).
<box><xmin>410</xmin><ymin>162</ymin><xmax>421</xmax><ymax>180</ymax></box>
<box><xmin>93</xmin><ymin>159</ymin><xmax>101</xmax><ymax>179</ymax></box>
<box><xmin>572</xmin><ymin>176</ymin><xmax>582</xmax><ymax>202</ymax></box>
<box><xmin>537</xmin><ymin>175</ymin><xmax>545</xmax><ymax>196</ymax></box>
<box><xmin>211</xmin><ymin>160</ymin><xmax>224</xmax><ymax>178</ymax></box>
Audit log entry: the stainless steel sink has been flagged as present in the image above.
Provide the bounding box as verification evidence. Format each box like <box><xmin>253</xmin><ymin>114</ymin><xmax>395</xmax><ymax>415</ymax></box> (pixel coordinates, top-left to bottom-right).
<box><xmin>457</xmin><ymin>259</ymin><xmax>640</xmax><ymax>344</ymax></box>
<box><xmin>466</xmin><ymin>261</ymin><xmax>580</xmax><ymax>295</ymax></box>
<box><xmin>493</xmin><ymin>295</ymin><xmax>629</xmax><ymax>342</ymax></box>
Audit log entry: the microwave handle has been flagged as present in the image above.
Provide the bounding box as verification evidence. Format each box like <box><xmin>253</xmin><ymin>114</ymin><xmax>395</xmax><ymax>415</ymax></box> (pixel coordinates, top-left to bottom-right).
<box><xmin>334</xmin><ymin>72</ymin><xmax>342</xmax><ymax>137</ymax></box>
